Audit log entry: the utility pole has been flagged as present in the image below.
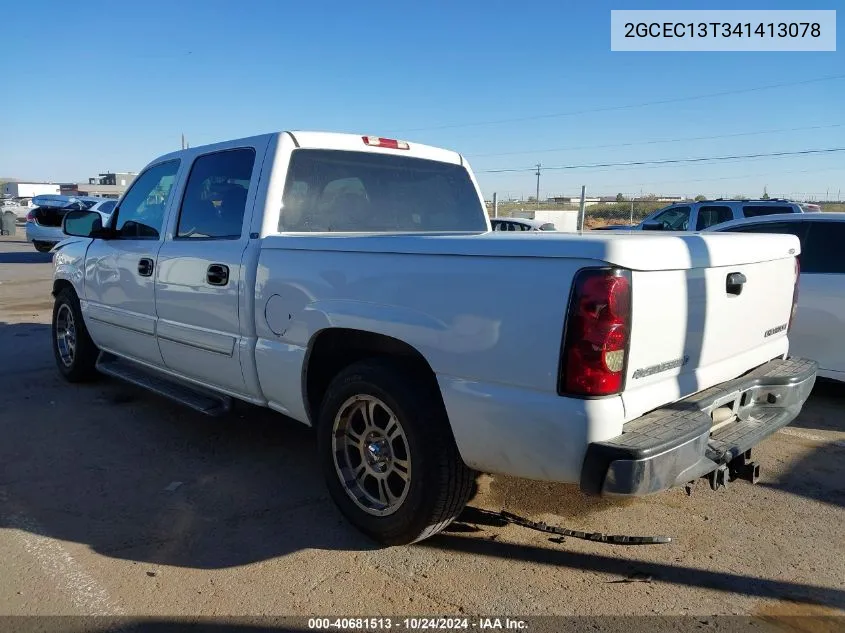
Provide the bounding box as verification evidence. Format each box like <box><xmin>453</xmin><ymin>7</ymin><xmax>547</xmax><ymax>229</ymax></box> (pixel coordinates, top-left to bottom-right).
<box><xmin>535</xmin><ymin>163</ymin><xmax>541</xmax><ymax>210</ymax></box>
<box><xmin>578</xmin><ymin>185</ymin><xmax>586</xmax><ymax>230</ymax></box>
<box><xmin>181</xmin><ymin>133</ymin><xmax>185</xmax><ymax>150</ymax></box>
<box><xmin>630</xmin><ymin>198</ymin><xmax>634</xmax><ymax>226</ymax></box>
<box><xmin>492</xmin><ymin>192</ymin><xmax>498</xmax><ymax>218</ymax></box>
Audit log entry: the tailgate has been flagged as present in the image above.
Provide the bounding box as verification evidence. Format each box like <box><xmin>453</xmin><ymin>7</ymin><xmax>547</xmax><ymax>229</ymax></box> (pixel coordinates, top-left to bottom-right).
<box><xmin>621</xmin><ymin>240</ymin><xmax>799</xmax><ymax>420</ymax></box>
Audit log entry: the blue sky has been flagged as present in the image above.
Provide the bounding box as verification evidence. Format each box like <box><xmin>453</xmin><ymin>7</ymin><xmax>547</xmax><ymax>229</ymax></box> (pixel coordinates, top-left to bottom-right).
<box><xmin>1</xmin><ymin>0</ymin><xmax>842</xmax><ymax>199</ymax></box>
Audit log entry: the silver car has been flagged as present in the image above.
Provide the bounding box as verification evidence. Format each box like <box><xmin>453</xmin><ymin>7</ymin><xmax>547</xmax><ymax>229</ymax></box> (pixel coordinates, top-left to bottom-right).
<box><xmin>25</xmin><ymin>195</ymin><xmax>117</xmax><ymax>252</ymax></box>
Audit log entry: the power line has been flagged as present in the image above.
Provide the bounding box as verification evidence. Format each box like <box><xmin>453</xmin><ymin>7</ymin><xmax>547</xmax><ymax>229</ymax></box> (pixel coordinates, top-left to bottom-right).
<box><xmin>403</xmin><ymin>73</ymin><xmax>845</xmax><ymax>132</ymax></box>
<box><xmin>479</xmin><ymin>147</ymin><xmax>845</xmax><ymax>174</ymax></box>
<box><xmin>468</xmin><ymin>123</ymin><xmax>845</xmax><ymax>159</ymax></box>
<box><xmin>580</xmin><ymin>164</ymin><xmax>845</xmax><ymax>191</ymax></box>
<box><xmin>512</xmin><ymin>144</ymin><xmax>845</xmax><ymax>177</ymax></box>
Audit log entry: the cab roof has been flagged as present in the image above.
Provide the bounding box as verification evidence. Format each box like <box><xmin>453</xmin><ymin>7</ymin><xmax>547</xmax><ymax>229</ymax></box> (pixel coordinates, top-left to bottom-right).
<box><xmin>152</xmin><ymin>131</ymin><xmax>465</xmax><ymax>167</ymax></box>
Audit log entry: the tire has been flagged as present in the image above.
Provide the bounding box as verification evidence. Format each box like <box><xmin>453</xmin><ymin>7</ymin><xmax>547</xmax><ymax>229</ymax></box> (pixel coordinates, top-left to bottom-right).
<box><xmin>52</xmin><ymin>287</ymin><xmax>99</xmax><ymax>382</ymax></box>
<box><xmin>317</xmin><ymin>359</ymin><xmax>474</xmax><ymax>546</ymax></box>
<box><xmin>34</xmin><ymin>242</ymin><xmax>54</xmax><ymax>253</ymax></box>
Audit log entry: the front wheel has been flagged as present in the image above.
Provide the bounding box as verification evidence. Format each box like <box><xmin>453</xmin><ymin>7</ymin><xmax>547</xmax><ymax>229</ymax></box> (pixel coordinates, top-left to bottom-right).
<box><xmin>52</xmin><ymin>287</ymin><xmax>99</xmax><ymax>382</ymax></box>
<box><xmin>34</xmin><ymin>241</ymin><xmax>54</xmax><ymax>253</ymax></box>
<box><xmin>317</xmin><ymin>359</ymin><xmax>474</xmax><ymax>545</ymax></box>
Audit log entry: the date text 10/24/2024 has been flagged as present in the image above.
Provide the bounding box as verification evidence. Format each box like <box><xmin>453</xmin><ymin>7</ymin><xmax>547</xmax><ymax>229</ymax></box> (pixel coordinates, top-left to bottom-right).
<box><xmin>308</xmin><ymin>618</ymin><xmax>529</xmax><ymax>631</ymax></box>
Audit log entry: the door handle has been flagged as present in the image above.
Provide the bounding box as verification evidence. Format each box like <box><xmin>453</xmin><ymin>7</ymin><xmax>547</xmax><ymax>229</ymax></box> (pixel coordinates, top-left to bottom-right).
<box><xmin>726</xmin><ymin>272</ymin><xmax>746</xmax><ymax>296</ymax></box>
<box><xmin>138</xmin><ymin>258</ymin><xmax>154</xmax><ymax>277</ymax></box>
<box><xmin>207</xmin><ymin>264</ymin><xmax>229</xmax><ymax>287</ymax></box>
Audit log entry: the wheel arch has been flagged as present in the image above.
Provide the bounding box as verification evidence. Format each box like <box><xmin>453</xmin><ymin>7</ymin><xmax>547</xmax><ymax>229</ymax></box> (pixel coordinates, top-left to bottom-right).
<box><xmin>303</xmin><ymin>328</ymin><xmax>445</xmax><ymax>426</ymax></box>
<box><xmin>52</xmin><ymin>278</ymin><xmax>75</xmax><ymax>298</ymax></box>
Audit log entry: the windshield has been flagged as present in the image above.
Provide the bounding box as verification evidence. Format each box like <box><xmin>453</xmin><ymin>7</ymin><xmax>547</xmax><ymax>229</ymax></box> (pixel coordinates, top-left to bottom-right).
<box><xmin>278</xmin><ymin>149</ymin><xmax>487</xmax><ymax>232</ymax></box>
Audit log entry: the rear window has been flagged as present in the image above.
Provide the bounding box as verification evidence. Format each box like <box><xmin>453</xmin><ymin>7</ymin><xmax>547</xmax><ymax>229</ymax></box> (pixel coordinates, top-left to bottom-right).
<box><xmin>278</xmin><ymin>150</ymin><xmax>486</xmax><ymax>232</ymax></box>
<box><xmin>539</xmin><ymin>223</ymin><xmax>556</xmax><ymax>231</ymax></box>
<box><xmin>742</xmin><ymin>205</ymin><xmax>795</xmax><ymax>218</ymax></box>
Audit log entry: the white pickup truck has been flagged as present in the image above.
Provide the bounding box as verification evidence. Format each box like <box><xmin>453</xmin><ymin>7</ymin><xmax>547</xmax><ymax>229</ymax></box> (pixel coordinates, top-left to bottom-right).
<box><xmin>52</xmin><ymin>131</ymin><xmax>816</xmax><ymax>545</ymax></box>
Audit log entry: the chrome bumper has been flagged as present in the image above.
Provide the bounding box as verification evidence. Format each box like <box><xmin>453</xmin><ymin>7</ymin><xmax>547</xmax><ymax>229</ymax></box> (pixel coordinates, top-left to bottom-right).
<box><xmin>580</xmin><ymin>357</ymin><xmax>818</xmax><ymax>496</ymax></box>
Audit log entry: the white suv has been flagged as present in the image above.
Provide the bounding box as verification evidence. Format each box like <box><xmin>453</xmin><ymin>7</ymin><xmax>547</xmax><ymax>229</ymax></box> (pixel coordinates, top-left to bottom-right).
<box><xmin>638</xmin><ymin>199</ymin><xmax>804</xmax><ymax>232</ymax></box>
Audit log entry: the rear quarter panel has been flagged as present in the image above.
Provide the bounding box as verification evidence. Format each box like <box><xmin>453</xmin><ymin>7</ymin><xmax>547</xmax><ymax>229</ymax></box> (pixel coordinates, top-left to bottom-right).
<box><xmin>252</xmin><ymin>242</ymin><xmax>595</xmax><ymax>422</ymax></box>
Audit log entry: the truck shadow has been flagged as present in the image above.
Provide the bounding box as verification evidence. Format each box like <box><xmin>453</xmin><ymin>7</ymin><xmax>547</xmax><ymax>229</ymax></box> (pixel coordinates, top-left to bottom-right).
<box><xmin>788</xmin><ymin>378</ymin><xmax>845</xmax><ymax>432</ymax></box>
<box><xmin>759</xmin><ymin>441</ymin><xmax>845</xmax><ymax>510</ymax></box>
<box><xmin>0</xmin><ymin>250</ymin><xmax>53</xmax><ymax>264</ymax></box>
<box><xmin>1</xmin><ymin>319</ymin><xmax>843</xmax><ymax>610</ymax></box>
<box><xmin>421</xmin><ymin>533</ymin><xmax>845</xmax><ymax>610</ymax></box>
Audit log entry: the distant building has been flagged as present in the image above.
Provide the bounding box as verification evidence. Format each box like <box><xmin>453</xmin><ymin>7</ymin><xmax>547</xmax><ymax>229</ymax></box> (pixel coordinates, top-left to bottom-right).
<box><xmin>2</xmin><ymin>182</ymin><xmax>60</xmax><ymax>199</ymax></box>
<box><xmin>92</xmin><ymin>172</ymin><xmax>136</xmax><ymax>187</ymax></box>
<box><xmin>59</xmin><ymin>171</ymin><xmax>137</xmax><ymax>199</ymax></box>
<box><xmin>547</xmin><ymin>196</ymin><xmax>601</xmax><ymax>207</ymax></box>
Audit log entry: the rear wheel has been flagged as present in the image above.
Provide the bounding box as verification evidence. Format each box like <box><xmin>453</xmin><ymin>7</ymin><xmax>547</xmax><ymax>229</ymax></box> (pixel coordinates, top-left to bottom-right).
<box><xmin>52</xmin><ymin>287</ymin><xmax>99</xmax><ymax>382</ymax></box>
<box><xmin>317</xmin><ymin>359</ymin><xmax>474</xmax><ymax>545</ymax></box>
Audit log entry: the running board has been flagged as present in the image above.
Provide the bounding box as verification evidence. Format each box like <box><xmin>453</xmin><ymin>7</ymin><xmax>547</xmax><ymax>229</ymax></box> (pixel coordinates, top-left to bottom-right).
<box><xmin>96</xmin><ymin>353</ymin><xmax>232</xmax><ymax>416</ymax></box>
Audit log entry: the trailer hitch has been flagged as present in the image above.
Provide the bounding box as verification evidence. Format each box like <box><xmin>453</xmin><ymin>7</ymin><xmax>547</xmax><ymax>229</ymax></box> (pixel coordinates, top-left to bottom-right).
<box><xmin>706</xmin><ymin>449</ymin><xmax>761</xmax><ymax>490</ymax></box>
<box><xmin>728</xmin><ymin>449</ymin><xmax>761</xmax><ymax>484</ymax></box>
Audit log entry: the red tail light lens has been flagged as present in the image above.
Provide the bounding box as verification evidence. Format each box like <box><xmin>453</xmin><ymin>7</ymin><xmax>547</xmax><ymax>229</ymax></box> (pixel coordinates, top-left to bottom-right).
<box><xmin>559</xmin><ymin>268</ymin><xmax>632</xmax><ymax>397</ymax></box>
<box><xmin>788</xmin><ymin>256</ymin><xmax>800</xmax><ymax>334</ymax></box>
<box><xmin>25</xmin><ymin>210</ymin><xmax>36</xmax><ymax>223</ymax></box>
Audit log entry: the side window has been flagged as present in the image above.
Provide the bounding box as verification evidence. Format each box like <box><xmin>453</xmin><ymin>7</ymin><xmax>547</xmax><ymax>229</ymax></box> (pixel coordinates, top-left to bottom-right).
<box><xmin>801</xmin><ymin>222</ymin><xmax>845</xmax><ymax>274</ymax></box>
<box><xmin>696</xmin><ymin>205</ymin><xmax>733</xmax><ymax>230</ymax></box>
<box><xmin>742</xmin><ymin>205</ymin><xmax>794</xmax><ymax>218</ymax></box>
<box><xmin>652</xmin><ymin>206</ymin><xmax>691</xmax><ymax>230</ymax></box>
<box><xmin>177</xmin><ymin>148</ymin><xmax>256</xmax><ymax>239</ymax></box>
<box><xmin>516</xmin><ymin>222</ymin><xmax>530</xmax><ymax>231</ymax></box>
<box><xmin>114</xmin><ymin>160</ymin><xmax>180</xmax><ymax>239</ymax></box>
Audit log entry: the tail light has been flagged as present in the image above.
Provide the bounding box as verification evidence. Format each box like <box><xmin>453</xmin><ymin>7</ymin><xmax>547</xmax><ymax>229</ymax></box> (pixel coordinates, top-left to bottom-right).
<box><xmin>559</xmin><ymin>268</ymin><xmax>632</xmax><ymax>397</ymax></box>
<box><xmin>25</xmin><ymin>210</ymin><xmax>36</xmax><ymax>223</ymax></box>
<box><xmin>788</xmin><ymin>256</ymin><xmax>800</xmax><ymax>333</ymax></box>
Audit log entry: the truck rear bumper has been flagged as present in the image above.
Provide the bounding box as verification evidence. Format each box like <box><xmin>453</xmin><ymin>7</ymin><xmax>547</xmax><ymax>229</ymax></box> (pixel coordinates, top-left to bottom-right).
<box><xmin>580</xmin><ymin>357</ymin><xmax>818</xmax><ymax>496</ymax></box>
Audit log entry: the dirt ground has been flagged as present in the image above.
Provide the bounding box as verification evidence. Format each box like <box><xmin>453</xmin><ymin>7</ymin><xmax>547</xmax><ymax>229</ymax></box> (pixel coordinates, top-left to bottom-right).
<box><xmin>0</xmin><ymin>234</ymin><xmax>843</xmax><ymax>630</ymax></box>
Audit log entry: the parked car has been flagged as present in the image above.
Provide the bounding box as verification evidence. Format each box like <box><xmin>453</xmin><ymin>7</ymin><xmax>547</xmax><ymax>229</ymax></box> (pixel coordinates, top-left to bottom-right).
<box><xmin>491</xmin><ymin>217</ymin><xmax>556</xmax><ymax>231</ymax></box>
<box><xmin>52</xmin><ymin>130</ymin><xmax>815</xmax><ymax>545</ymax></box>
<box><xmin>624</xmin><ymin>199</ymin><xmax>805</xmax><ymax>232</ymax></box>
<box><xmin>708</xmin><ymin>212</ymin><xmax>845</xmax><ymax>382</ymax></box>
<box><xmin>26</xmin><ymin>195</ymin><xmax>117</xmax><ymax>252</ymax></box>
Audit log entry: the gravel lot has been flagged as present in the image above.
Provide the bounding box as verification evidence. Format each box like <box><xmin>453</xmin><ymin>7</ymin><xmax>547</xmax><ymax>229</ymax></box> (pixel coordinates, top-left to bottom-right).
<box><xmin>1</xmin><ymin>234</ymin><xmax>843</xmax><ymax>628</ymax></box>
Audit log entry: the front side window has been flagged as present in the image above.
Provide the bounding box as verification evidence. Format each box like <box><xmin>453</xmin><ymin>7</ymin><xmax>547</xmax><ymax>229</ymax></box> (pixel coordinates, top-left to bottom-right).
<box><xmin>696</xmin><ymin>205</ymin><xmax>732</xmax><ymax>230</ymax></box>
<box><xmin>650</xmin><ymin>205</ymin><xmax>691</xmax><ymax>230</ymax></box>
<box><xmin>114</xmin><ymin>160</ymin><xmax>180</xmax><ymax>239</ymax></box>
<box><xmin>176</xmin><ymin>148</ymin><xmax>256</xmax><ymax>239</ymax></box>
<box><xmin>278</xmin><ymin>150</ymin><xmax>487</xmax><ymax>232</ymax></box>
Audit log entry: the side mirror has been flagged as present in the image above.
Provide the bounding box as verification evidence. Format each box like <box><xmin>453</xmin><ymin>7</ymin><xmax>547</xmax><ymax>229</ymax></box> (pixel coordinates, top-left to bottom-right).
<box><xmin>63</xmin><ymin>210</ymin><xmax>105</xmax><ymax>238</ymax></box>
<box><xmin>641</xmin><ymin>221</ymin><xmax>665</xmax><ymax>231</ymax></box>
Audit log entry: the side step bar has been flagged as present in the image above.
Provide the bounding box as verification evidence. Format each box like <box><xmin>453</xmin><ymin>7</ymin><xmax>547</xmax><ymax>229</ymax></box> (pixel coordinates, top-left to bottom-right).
<box><xmin>96</xmin><ymin>353</ymin><xmax>233</xmax><ymax>416</ymax></box>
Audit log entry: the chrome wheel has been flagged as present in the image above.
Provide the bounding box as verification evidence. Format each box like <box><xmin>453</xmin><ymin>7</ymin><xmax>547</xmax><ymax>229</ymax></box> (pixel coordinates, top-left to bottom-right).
<box><xmin>332</xmin><ymin>395</ymin><xmax>412</xmax><ymax>517</ymax></box>
<box><xmin>55</xmin><ymin>303</ymin><xmax>76</xmax><ymax>367</ymax></box>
